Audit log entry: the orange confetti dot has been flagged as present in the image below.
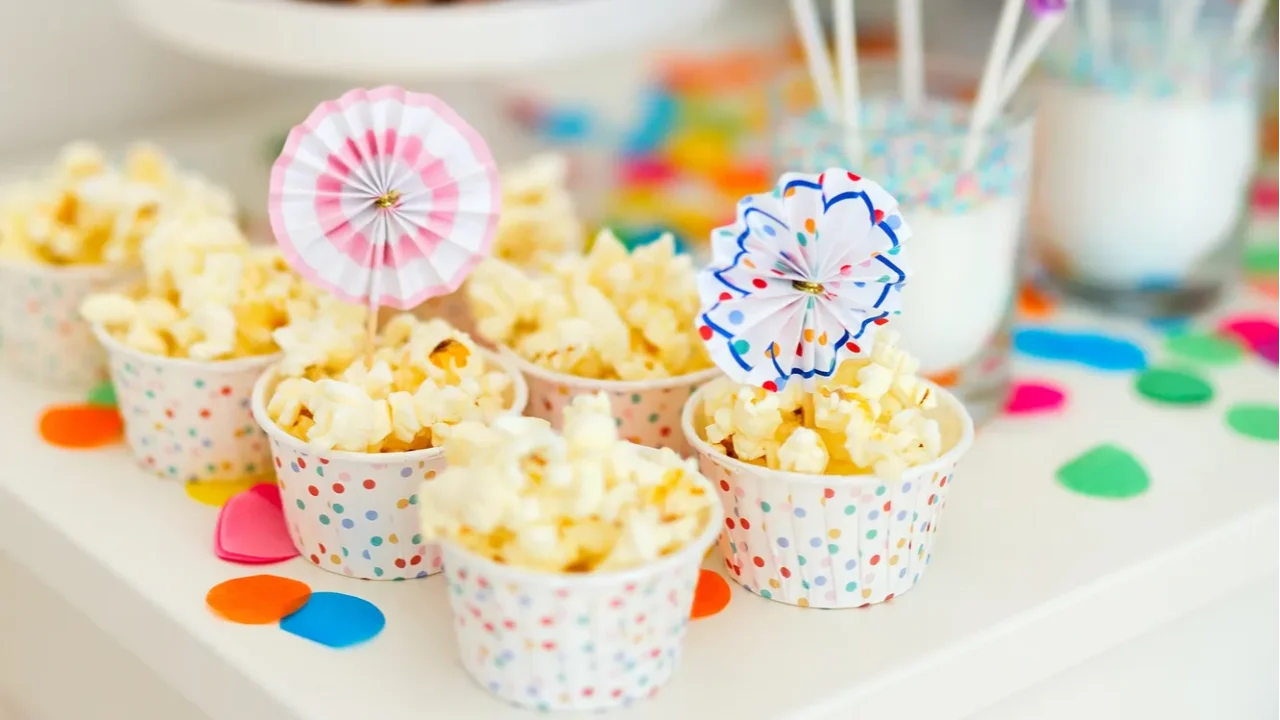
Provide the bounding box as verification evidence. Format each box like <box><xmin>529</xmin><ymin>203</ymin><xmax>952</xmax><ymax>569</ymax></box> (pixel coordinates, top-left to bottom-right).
<box><xmin>927</xmin><ymin>368</ymin><xmax>960</xmax><ymax>388</ymax></box>
<box><xmin>804</xmin><ymin>218</ymin><xmax>816</xmax><ymax>234</ymax></box>
<box><xmin>690</xmin><ymin>569</ymin><xmax>731</xmax><ymax>620</ymax></box>
<box><xmin>206</xmin><ymin>575</ymin><xmax>311</xmax><ymax>625</ymax></box>
<box><xmin>38</xmin><ymin>404</ymin><xmax>124</xmax><ymax>449</ymax></box>
<box><xmin>1017</xmin><ymin>283</ymin><xmax>1057</xmax><ymax>319</ymax></box>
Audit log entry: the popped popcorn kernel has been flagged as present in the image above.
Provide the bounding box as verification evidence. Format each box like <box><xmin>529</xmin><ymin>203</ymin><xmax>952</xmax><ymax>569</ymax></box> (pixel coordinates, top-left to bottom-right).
<box><xmin>700</xmin><ymin>332</ymin><xmax>942</xmax><ymax>477</ymax></box>
<box><xmin>80</xmin><ymin>215</ymin><xmax>318</xmax><ymax>361</ymax></box>
<box><xmin>419</xmin><ymin>393</ymin><xmax>718</xmax><ymax>573</ymax></box>
<box><xmin>0</xmin><ymin>141</ymin><xmax>234</xmax><ymax>267</ymax></box>
<box><xmin>468</xmin><ymin>229</ymin><xmax>713</xmax><ymax>381</ymax></box>
<box><xmin>491</xmin><ymin>153</ymin><xmax>583</xmax><ymax>267</ymax></box>
<box><xmin>265</xmin><ymin>314</ymin><xmax>517</xmax><ymax>454</ymax></box>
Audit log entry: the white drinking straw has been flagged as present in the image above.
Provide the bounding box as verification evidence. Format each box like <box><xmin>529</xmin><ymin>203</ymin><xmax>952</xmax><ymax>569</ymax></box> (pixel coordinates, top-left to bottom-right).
<box><xmin>1230</xmin><ymin>0</ymin><xmax>1268</xmax><ymax>54</ymax></box>
<box><xmin>1084</xmin><ymin>0</ymin><xmax>1111</xmax><ymax>66</ymax></box>
<box><xmin>895</xmin><ymin>0</ymin><xmax>925</xmax><ymax>110</ymax></box>
<box><xmin>997</xmin><ymin>7</ymin><xmax>1069</xmax><ymax>110</ymax></box>
<box><xmin>833</xmin><ymin>0</ymin><xmax>863</xmax><ymax>165</ymax></box>
<box><xmin>1166</xmin><ymin>0</ymin><xmax>1205</xmax><ymax>50</ymax></box>
<box><xmin>962</xmin><ymin>0</ymin><xmax>1024</xmax><ymax>170</ymax></box>
<box><xmin>790</xmin><ymin>0</ymin><xmax>841</xmax><ymax>122</ymax></box>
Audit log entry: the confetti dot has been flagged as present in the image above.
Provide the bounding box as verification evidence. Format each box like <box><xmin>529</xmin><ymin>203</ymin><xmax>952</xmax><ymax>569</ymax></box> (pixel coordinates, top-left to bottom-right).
<box><xmin>1244</xmin><ymin>243</ymin><xmax>1279</xmax><ymax>276</ymax></box>
<box><xmin>185</xmin><ymin>478</ymin><xmax>272</xmax><ymax>508</ymax></box>
<box><xmin>206</xmin><ymin>575</ymin><xmax>311</xmax><ymax>625</ymax></box>
<box><xmin>1056</xmin><ymin>444</ymin><xmax>1149</xmax><ymax>499</ymax></box>
<box><xmin>1135</xmin><ymin>367</ymin><xmax>1213</xmax><ymax>405</ymax></box>
<box><xmin>1218</xmin><ymin>315</ymin><xmax>1279</xmax><ymax>365</ymax></box>
<box><xmin>1013</xmin><ymin>328</ymin><xmax>1147</xmax><ymax>371</ymax></box>
<box><xmin>1004</xmin><ymin>380</ymin><xmax>1067</xmax><ymax>415</ymax></box>
<box><xmin>690</xmin><ymin>570</ymin><xmax>731</xmax><ymax>619</ymax></box>
<box><xmin>38</xmin><ymin>405</ymin><xmax>124</xmax><ymax>448</ymax></box>
<box><xmin>279</xmin><ymin>592</ymin><xmax>385</xmax><ymax>648</ymax></box>
<box><xmin>732</xmin><ymin>339</ymin><xmax>750</xmax><ymax>355</ymax></box>
<box><xmin>85</xmin><ymin>381</ymin><xmax>117</xmax><ymax>408</ymax></box>
<box><xmin>1164</xmin><ymin>332</ymin><xmax>1243</xmax><ymax>365</ymax></box>
<box><xmin>1225</xmin><ymin>403</ymin><xmax>1279</xmax><ymax>442</ymax></box>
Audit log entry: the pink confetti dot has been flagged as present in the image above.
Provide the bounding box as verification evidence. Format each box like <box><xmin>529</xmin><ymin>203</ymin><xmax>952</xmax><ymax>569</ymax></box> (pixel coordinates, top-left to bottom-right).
<box><xmin>1218</xmin><ymin>315</ymin><xmax>1279</xmax><ymax>366</ymax></box>
<box><xmin>1004</xmin><ymin>380</ymin><xmax>1068</xmax><ymax>415</ymax></box>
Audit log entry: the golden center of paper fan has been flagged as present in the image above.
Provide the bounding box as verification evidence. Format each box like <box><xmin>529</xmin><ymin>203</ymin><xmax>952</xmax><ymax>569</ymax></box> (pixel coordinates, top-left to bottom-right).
<box><xmin>375</xmin><ymin>190</ymin><xmax>401</xmax><ymax>209</ymax></box>
<box><xmin>792</xmin><ymin>280</ymin><xmax>825</xmax><ymax>295</ymax></box>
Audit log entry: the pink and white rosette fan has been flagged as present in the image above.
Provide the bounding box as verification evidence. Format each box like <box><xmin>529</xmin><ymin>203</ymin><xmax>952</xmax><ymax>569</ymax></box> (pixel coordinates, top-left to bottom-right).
<box><xmin>269</xmin><ymin>86</ymin><xmax>500</xmax><ymax>324</ymax></box>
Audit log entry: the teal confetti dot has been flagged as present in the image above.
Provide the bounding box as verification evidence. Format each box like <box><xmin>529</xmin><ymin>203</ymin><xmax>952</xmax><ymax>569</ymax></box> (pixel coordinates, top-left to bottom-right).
<box><xmin>370</xmin><ymin>536</ymin><xmax>383</xmax><ymax>546</ymax></box>
<box><xmin>333</xmin><ymin>503</ymin><xmax>344</xmax><ymax>514</ymax></box>
<box><xmin>295</xmin><ymin>499</ymin><xmax>305</xmax><ymax>510</ymax></box>
<box><xmin>319</xmin><ymin>515</ymin><xmax>330</xmax><ymax>525</ymax></box>
<box><xmin>760</xmin><ymin>502</ymin><xmax>771</xmax><ymax>512</ymax></box>
<box><xmin>732</xmin><ymin>339</ymin><xmax>750</xmax><ymax>355</ymax></box>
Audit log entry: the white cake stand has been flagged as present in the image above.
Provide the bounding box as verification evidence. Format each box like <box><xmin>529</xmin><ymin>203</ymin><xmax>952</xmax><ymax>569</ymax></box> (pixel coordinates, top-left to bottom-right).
<box><xmin>120</xmin><ymin>0</ymin><xmax>726</xmax><ymax>81</ymax></box>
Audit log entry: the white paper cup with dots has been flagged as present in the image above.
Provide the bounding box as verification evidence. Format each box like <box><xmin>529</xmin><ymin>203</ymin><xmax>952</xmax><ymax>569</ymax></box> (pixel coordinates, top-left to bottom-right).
<box><xmin>0</xmin><ymin>259</ymin><xmax>135</xmax><ymax>389</ymax></box>
<box><xmin>501</xmin><ymin>347</ymin><xmax>721</xmax><ymax>458</ymax></box>
<box><xmin>439</xmin><ymin>460</ymin><xmax>723</xmax><ymax>712</ymax></box>
<box><xmin>250</xmin><ymin>350</ymin><xmax>529</xmax><ymax>581</ymax></box>
<box><xmin>682</xmin><ymin>381</ymin><xmax>974</xmax><ymax>609</ymax></box>
<box><xmin>93</xmin><ymin>324</ymin><xmax>277</xmax><ymax>482</ymax></box>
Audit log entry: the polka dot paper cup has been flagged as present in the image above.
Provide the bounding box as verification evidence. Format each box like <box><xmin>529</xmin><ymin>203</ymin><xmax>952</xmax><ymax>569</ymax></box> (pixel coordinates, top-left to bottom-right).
<box><xmin>0</xmin><ymin>259</ymin><xmax>134</xmax><ymax>389</ymax></box>
<box><xmin>502</xmin><ymin>348</ymin><xmax>721</xmax><ymax>457</ymax></box>
<box><xmin>682</xmin><ymin>381</ymin><xmax>974</xmax><ymax>609</ymax></box>
<box><xmin>250</xmin><ymin>350</ymin><xmax>528</xmax><ymax>581</ymax></box>
<box><xmin>93</xmin><ymin>324</ymin><xmax>277</xmax><ymax>482</ymax></box>
<box><xmin>439</xmin><ymin>462</ymin><xmax>723</xmax><ymax>712</ymax></box>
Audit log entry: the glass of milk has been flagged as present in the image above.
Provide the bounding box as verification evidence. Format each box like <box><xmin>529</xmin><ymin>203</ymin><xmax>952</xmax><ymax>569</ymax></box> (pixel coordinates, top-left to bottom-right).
<box><xmin>1032</xmin><ymin>6</ymin><xmax>1259</xmax><ymax>316</ymax></box>
<box><xmin>773</xmin><ymin>78</ymin><xmax>1034</xmax><ymax>424</ymax></box>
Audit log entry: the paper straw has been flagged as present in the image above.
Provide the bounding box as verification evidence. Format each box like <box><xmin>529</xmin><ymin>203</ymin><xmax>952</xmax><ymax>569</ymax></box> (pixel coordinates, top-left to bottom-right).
<box><xmin>1167</xmin><ymin>0</ymin><xmax>1205</xmax><ymax>52</ymax></box>
<box><xmin>962</xmin><ymin>0</ymin><xmax>1024</xmax><ymax>169</ymax></box>
<box><xmin>833</xmin><ymin>0</ymin><xmax>863</xmax><ymax>165</ymax></box>
<box><xmin>1230</xmin><ymin>0</ymin><xmax>1268</xmax><ymax>54</ymax></box>
<box><xmin>1084</xmin><ymin>0</ymin><xmax>1111</xmax><ymax>66</ymax></box>
<box><xmin>997</xmin><ymin>9</ymin><xmax>1068</xmax><ymax>110</ymax></box>
<box><xmin>895</xmin><ymin>0</ymin><xmax>925</xmax><ymax>109</ymax></box>
<box><xmin>790</xmin><ymin>0</ymin><xmax>841</xmax><ymax>122</ymax></box>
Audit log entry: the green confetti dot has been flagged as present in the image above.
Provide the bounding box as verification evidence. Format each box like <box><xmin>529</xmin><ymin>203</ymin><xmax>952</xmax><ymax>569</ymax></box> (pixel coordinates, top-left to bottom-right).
<box><xmin>827</xmin><ymin>544</ymin><xmax>839</xmax><ymax>554</ymax></box>
<box><xmin>796</xmin><ymin>232</ymin><xmax>808</xmax><ymax>246</ymax></box>
<box><xmin>295</xmin><ymin>499</ymin><xmax>305</xmax><ymax>510</ymax></box>
<box><xmin>1056</xmin><ymin>444</ymin><xmax>1150</xmax><ymax>499</ymax></box>
<box><xmin>843</xmin><ymin>504</ymin><xmax>856</xmax><ymax>515</ymax></box>
<box><xmin>866</xmin><ymin>529</ymin><xmax>877</xmax><ymax>539</ymax></box>
<box><xmin>1244</xmin><ymin>243</ymin><xmax>1279</xmax><ymax>276</ymax></box>
<box><xmin>631</xmin><ymin>393</ymin><xmax>642</xmax><ymax>404</ymax></box>
<box><xmin>760</xmin><ymin>502</ymin><xmax>771</xmax><ymax>512</ymax></box>
<box><xmin>760</xmin><ymin>589</ymin><xmax>772</xmax><ymax>599</ymax></box>
<box><xmin>194</xmin><ymin>379</ymin><xmax>205</xmax><ymax>389</ymax></box>
<box><xmin>411</xmin><ymin>534</ymin><xmax>423</xmax><ymax>544</ymax></box>
<box><xmin>1135</xmin><ymin>367</ymin><xmax>1214</xmax><ymax>405</ymax></box>
<box><xmin>732</xmin><ymin>339</ymin><xmax>750</xmax><ymax>355</ymax></box>
<box><xmin>85</xmin><ymin>381</ymin><xmax>116</xmax><ymax>407</ymax></box>
<box><xmin>1165</xmin><ymin>332</ymin><xmax>1243</xmax><ymax>365</ymax></box>
<box><xmin>373</xmin><ymin>567</ymin><xmax>384</xmax><ymax>577</ymax></box>
<box><xmin>332</xmin><ymin>503</ymin><xmax>344</xmax><ymax>514</ymax></box>
<box><xmin>319</xmin><ymin>515</ymin><xmax>330</xmax><ymax>525</ymax></box>
<box><xmin>798</xmin><ymin>555</ymin><xmax>807</xmax><ymax>566</ymax></box>
<box><xmin>1225</xmin><ymin>403</ymin><xmax>1279</xmax><ymax>442</ymax></box>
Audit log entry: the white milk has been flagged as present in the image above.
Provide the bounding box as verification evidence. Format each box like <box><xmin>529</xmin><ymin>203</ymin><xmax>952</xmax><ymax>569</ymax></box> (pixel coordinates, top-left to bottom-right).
<box><xmin>896</xmin><ymin>194</ymin><xmax>1023</xmax><ymax>374</ymax></box>
<box><xmin>1033</xmin><ymin>80</ymin><xmax>1257</xmax><ymax>287</ymax></box>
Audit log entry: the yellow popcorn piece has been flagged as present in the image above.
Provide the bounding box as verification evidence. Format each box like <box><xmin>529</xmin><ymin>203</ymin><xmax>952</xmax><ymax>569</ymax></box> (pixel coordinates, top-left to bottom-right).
<box><xmin>419</xmin><ymin>393</ymin><xmax>717</xmax><ymax>574</ymax></box>
<box><xmin>468</xmin><ymin>229</ymin><xmax>713</xmax><ymax>381</ymax></box>
<box><xmin>80</xmin><ymin>212</ymin><xmax>319</xmax><ymax>362</ymax></box>
<box><xmin>701</xmin><ymin>332</ymin><xmax>942</xmax><ymax>477</ymax></box>
<box><xmin>264</xmin><ymin>314</ymin><xmax>515</xmax><ymax>454</ymax></box>
<box><xmin>490</xmin><ymin>153</ymin><xmax>583</xmax><ymax>267</ymax></box>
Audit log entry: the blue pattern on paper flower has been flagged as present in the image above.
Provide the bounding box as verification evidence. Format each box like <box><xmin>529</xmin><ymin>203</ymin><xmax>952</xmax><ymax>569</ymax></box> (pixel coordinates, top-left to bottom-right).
<box><xmin>696</xmin><ymin>169</ymin><xmax>913</xmax><ymax>390</ymax></box>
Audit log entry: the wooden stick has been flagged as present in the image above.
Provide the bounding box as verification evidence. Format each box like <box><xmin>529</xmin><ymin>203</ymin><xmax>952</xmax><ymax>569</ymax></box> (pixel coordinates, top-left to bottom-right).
<box><xmin>790</xmin><ymin>0</ymin><xmax>841</xmax><ymax>122</ymax></box>
<box><xmin>962</xmin><ymin>0</ymin><xmax>1024</xmax><ymax>170</ymax></box>
<box><xmin>365</xmin><ymin>301</ymin><xmax>378</xmax><ymax>367</ymax></box>
<box><xmin>895</xmin><ymin>0</ymin><xmax>925</xmax><ymax>110</ymax></box>
<box><xmin>833</xmin><ymin>0</ymin><xmax>863</xmax><ymax>165</ymax></box>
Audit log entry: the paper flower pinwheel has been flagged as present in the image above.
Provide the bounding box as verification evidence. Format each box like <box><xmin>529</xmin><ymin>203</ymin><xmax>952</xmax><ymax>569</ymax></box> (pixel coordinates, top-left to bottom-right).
<box><xmin>696</xmin><ymin>170</ymin><xmax>912</xmax><ymax>391</ymax></box>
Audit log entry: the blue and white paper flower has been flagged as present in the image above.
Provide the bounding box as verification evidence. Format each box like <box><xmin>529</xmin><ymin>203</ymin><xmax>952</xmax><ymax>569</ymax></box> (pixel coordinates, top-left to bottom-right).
<box><xmin>696</xmin><ymin>169</ymin><xmax>913</xmax><ymax>391</ymax></box>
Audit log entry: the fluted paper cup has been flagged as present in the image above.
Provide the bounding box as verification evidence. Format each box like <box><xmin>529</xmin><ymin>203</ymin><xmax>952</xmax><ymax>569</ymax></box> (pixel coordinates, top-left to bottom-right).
<box><xmin>250</xmin><ymin>349</ymin><xmax>528</xmax><ymax>581</ymax></box>
<box><xmin>0</xmin><ymin>259</ymin><xmax>134</xmax><ymax>389</ymax></box>
<box><xmin>93</xmin><ymin>324</ymin><xmax>277</xmax><ymax>481</ymax></box>
<box><xmin>439</xmin><ymin>462</ymin><xmax>723</xmax><ymax>712</ymax></box>
<box><xmin>502</xmin><ymin>348</ymin><xmax>720</xmax><ymax>457</ymax></box>
<box><xmin>682</xmin><ymin>381</ymin><xmax>974</xmax><ymax>609</ymax></box>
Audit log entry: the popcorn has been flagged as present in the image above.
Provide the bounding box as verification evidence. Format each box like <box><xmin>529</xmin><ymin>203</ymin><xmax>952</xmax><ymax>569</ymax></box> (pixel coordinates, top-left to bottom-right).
<box><xmin>700</xmin><ymin>333</ymin><xmax>942</xmax><ymax>477</ymax></box>
<box><xmin>0</xmin><ymin>142</ymin><xmax>234</xmax><ymax>267</ymax></box>
<box><xmin>491</xmin><ymin>153</ymin><xmax>582</xmax><ymax>267</ymax></box>
<box><xmin>265</xmin><ymin>314</ymin><xmax>515</xmax><ymax>454</ymax></box>
<box><xmin>419</xmin><ymin>393</ymin><xmax>718</xmax><ymax>573</ymax></box>
<box><xmin>468</xmin><ymin>229</ymin><xmax>713</xmax><ymax>381</ymax></box>
<box><xmin>80</xmin><ymin>214</ymin><xmax>319</xmax><ymax>361</ymax></box>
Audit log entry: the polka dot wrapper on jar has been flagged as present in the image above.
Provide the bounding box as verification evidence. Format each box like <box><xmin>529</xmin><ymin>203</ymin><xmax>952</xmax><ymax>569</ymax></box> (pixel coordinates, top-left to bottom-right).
<box><xmin>681</xmin><ymin>380</ymin><xmax>974</xmax><ymax>609</ymax></box>
<box><xmin>0</xmin><ymin>260</ymin><xmax>133</xmax><ymax>389</ymax></box>
<box><xmin>504</xmin><ymin>348</ymin><xmax>720</xmax><ymax>458</ymax></box>
<box><xmin>437</xmin><ymin>469</ymin><xmax>723</xmax><ymax>712</ymax></box>
<box><xmin>250</xmin><ymin>353</ymin><xmax>528</xmax><ymax>581</ymax></box>
<box><xmin>95</xmin><ymin>325</ymin><xmax>277</xmax><ymax>482</ymax></box>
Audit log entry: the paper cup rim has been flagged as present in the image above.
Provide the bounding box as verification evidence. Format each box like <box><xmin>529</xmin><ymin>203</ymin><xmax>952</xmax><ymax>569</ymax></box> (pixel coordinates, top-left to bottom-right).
<box><xmin>498</xmin><ymin>344</ymin><xmax>723</xmax><ymax>392</ymax></box>
<box><xmin>680</xmin><ymin>379</ymin><xmax>975</xmax><ymax>485</ymax></box>
<box><xmin>90</xmin><ymin>322</ymin><xmax>283</xmax><ymax>373</ymax></box>
<box><xmin>436</xmin><ymin>460</ymin><xmax>724</xmax><ymax>587</ymax></box>
<box><xmin>0</xmin><ymin>256</ymin><xmax>135</xmax><ymax>280</ymax></box>
<box><xmin>250</xmin><ymin>347</ymin><xmax>530</xmax><ymax>464</ymax></box>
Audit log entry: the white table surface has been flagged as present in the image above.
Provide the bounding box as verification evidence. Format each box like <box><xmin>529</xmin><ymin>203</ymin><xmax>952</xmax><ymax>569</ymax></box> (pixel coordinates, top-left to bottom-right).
<box><xmin>1</xmin><ymin>281</ymin><xmax>1276</xmax><ymax>720</ymax></box>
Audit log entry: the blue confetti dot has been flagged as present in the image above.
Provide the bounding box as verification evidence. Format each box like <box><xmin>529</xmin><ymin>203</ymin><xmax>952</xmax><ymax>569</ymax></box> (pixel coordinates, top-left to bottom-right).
<box><xmin>365</xmin><ymin>510</ymin><xmax>378</xmax><ymax>521</ymax></box>
<box><xmin>399</xmin><ymin>467</ymin><xmax>412</xmax><ymax>478</ymax></box>
<box><xmin>762</xmin><ymin>224</ymin><xmax>777</xmax><ymax>237</ymax></box>
<box><xmin>1013</xmin><ymin>327</ymin><xmax>1148</xmax><ymax>371</ymax></box>
<box><xmin>728</xmin><ymin>310</ymin><xmax>744</xmax><ymax>325</ymax></box>
<box><xmin>885</xmin><ymin>214</ymin><xmax>902</xmax><ymax>229</ymax></box>
<box><xmin>809</xmin><ymin>537</ymin><xmax>821</xmax><ymax>548</ymax></box>
<box><xmin>279</xmin><ymin>592</ymin><xmax>385</xmax><ymax>649</ymax></box>
<box><xmin>341</xmin><ymin>519</ymin><xmax>354</xmax><ymax>529</ymax></box>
